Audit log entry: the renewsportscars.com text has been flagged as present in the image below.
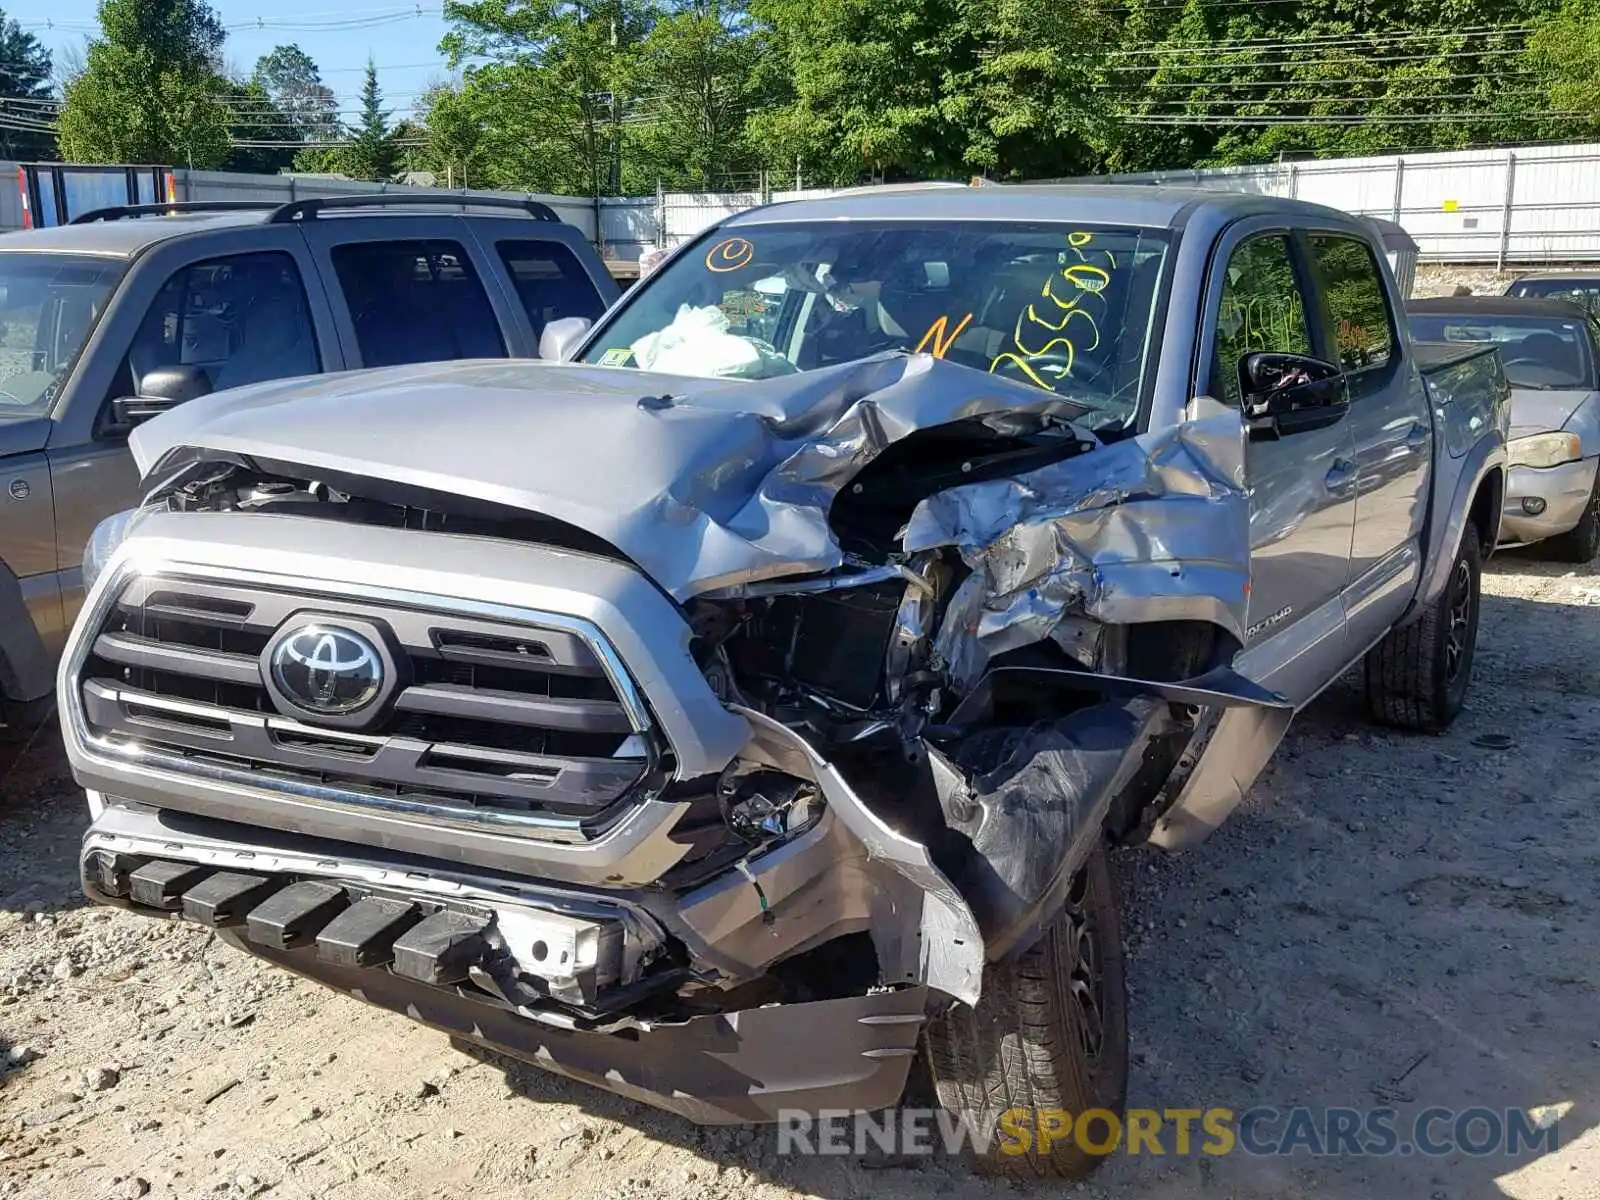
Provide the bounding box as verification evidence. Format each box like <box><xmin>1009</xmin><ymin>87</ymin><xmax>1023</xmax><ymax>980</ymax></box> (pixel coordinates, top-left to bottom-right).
<box><xmin>776</xmin><ymin>1106</ymin><xmax>1562</xmax><ymax>1159</ymax></box>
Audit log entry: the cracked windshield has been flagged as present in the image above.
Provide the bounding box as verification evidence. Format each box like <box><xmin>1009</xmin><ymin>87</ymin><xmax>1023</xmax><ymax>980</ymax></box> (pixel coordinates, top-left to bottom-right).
<box><xmin>583</xmin><ymin>222</ymin><xmax>1170</xmax><ymax>432</ymax></box>
<box><xmin>0</xmin><ymin>254</ymin><xmax>123</xmax><ymax>418</ymax></box>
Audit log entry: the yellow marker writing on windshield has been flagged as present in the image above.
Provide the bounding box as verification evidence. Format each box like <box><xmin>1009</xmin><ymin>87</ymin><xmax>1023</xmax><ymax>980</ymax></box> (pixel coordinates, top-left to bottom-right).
<box><xmin>915</xmin><ymin>312</ymin><xmax>973</xmax><ymax>359</ymax></box>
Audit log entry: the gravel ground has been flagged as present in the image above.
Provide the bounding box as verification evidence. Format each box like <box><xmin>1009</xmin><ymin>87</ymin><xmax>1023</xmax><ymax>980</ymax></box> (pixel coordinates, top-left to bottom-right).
<box><xmin>2</xmin><ymin>550</ymin><xmax>1598</xmax><ymax>1200</ymax></box>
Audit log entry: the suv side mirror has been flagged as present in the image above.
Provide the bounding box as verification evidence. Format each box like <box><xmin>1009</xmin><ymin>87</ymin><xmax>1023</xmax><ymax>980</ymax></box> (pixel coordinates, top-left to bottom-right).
<box><xmin>111</xmin><ymin>365</ymin><xmax>213</xmax><ymax>429</ymax></box>
<box><xmin>538</xmin><ymin>316</ymin><xmax>592</xmax><ymax>364</ymax></box>
<box><xmin>1240</xmin><ymin>352</ymin><xmax>1347</xmax><ymax>439</ymax></box>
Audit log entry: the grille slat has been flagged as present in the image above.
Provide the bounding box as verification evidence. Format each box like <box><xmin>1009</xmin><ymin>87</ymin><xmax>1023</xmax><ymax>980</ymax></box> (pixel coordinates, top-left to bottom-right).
<box><xmin>94</xmin><ymin>631</ymin><xmax>263</xmax><ymax>687</ymax></box>
<box><xmin>393</xmin><ymin>683</ymin><xmax>632</xmax><ymax>733</ymax></box>
<box><xmin>80</xmin><ymin>576</ymin><xmax>658</xmax><ymax>827</ymax></box>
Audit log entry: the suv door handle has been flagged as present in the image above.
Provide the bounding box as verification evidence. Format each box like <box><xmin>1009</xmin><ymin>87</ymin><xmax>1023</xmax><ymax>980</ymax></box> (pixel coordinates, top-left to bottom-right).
<box><xmin>1325</xmin><ymin>458</ymin><xmax>1358</xmax><ymax>497</ymax></box>
<box><xmin>1403</xmin><ymin>421</ymin><xmax>1429</xmax><ymax>450</ymax></box>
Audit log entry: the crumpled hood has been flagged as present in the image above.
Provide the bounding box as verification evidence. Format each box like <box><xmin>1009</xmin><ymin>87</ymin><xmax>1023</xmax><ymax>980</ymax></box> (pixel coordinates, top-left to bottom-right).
<box><xmin>130</xmin><ymin>356</ymin><xmax>1099</xmax><ymax>600</ymax></box>
<box><xmin>0</xmin><ymin>415</ymin><xmax>50</xmax><ymax>457</ymax></box>
<box><xmin>1509</xmin><ymin>387</ymin><xmax>1596</xmax><ymax>440</ymax></box>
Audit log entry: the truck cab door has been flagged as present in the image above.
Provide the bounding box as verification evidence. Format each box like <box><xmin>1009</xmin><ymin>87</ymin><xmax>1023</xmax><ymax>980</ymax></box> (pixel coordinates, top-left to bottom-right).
<box><xmin>1198</xmin><ymin>224</ymin><xmax>1356</xmax><ymax>707</ymax></box>
<box><xmin>1304</xmin><ymin>231</ymin><xmax>1432</xmax><ymax>654</ymax></box>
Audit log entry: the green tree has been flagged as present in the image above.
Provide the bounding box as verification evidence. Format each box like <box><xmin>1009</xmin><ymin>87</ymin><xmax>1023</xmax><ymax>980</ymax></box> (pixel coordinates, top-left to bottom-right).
<box><xmin>414</xmin><ymin>84</ymin><xmax>490</xmax><ymax>187</ymax></box>
<box><xmin>292</xmin><ymin>60</ymin><xmax>399</xmax><ymax>181</ymax></box>
<box><xmin>745</xmin><ymin>0</ymin><xmax>954</xmax><ymax>184</ymax></box>
<box><xmin>438</xmin><ymin>0</ymin><xmax>649</xmax><ymax>195</ymax></box>
<box><xmin>57</xmin><ymin>0</ymin><xmax>231</xmax><ymax>167</ymax></box>
<box><xmin>745</xmin><ymin>0</ymin><xmax>1109</xmax><ymax>185</ymax></box>
<box><xmin>253</xmin><ymin>43</ymin><xmax>339</xmax><ymax>142</ymax></box>
<box><xmin>626</xmin><ymin>1</ymin><xmax>769</xmax><ymax>189</ymax></box>
<box><xmin>342</xmin><ymin>59</ymin><xmax>400</xmax><ymax>181</ymax></box>
<box><xmin>220</xmin><ymin>77</ymin><xmax>299</xmax><ymax>173</ymax></box>
<box><xmin>0</xmin><ymin>11</ymin><xmax>56</xmax><ymax>160</ymax></box>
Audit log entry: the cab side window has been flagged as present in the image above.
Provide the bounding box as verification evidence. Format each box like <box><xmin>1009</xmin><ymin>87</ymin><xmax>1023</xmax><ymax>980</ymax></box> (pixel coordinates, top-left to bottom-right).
<box><xmin>1309</xmin><ymin>234</ymin><xmax>1393</xmax><ymax>397</ymax></box>
<box><xmin>1210</xmin><ymin>235</ymin><xmax>1312</xmax><ymax>406</ymax></box>
<box><xmin>114</xmin><ymin>251</ymin><xmax>320</xmax><ymax>405</ymax></box>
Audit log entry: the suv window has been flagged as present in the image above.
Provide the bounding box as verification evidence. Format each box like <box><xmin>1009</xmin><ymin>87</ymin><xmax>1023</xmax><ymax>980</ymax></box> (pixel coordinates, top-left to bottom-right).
<box><xmin>1310</xmin><ymin>235</ymin><xmax>1393</xmax><ymax>385</ymax></box>
<box><xmin>119</xmin><ymin>251</ymin><xmax>319</xmax><ymax>401</ymax></box>
<box><xmin>329</xmin><ymin>240</ymin><xmax>506</xmax><ymax>368</ymax></box>
<box><xmin>495</xmin><ymin>240</ymin><xmax>605</xmax><ymax>338</ymax></box>
<box><xmin>1210</xmin><ymin>235</ymin><xmax>1312</xmax><ymax>406</ymax></box>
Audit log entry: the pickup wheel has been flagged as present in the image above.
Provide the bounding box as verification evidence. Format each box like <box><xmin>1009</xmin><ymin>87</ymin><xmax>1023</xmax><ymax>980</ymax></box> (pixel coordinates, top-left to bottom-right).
<box><xmin>922</xmin><ymin>843</ymin><xmax>1127</xmax><ymax>1180</ymax></box>
<box><xmin>1363</xmin><ymin>530</ymin><xmax>1481</xmax><ymax>732</ymax></box>
<box><xmin>1543</xmin><ymin>471</ymin><xmax>1600</xmax><ymax>563</ymax></box>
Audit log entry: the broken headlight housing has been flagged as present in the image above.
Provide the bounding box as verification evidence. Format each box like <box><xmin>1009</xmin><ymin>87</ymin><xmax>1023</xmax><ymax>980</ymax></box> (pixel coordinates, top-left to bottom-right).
<box><xmin>1508</xmin><ymin>431</ymin><xmax>1582</xmax><ymax>469</ymax></box>
<box><xmin>82</xmin><ymin>505</ymin><xmax>154</xmax><ymax>594</ymax></box>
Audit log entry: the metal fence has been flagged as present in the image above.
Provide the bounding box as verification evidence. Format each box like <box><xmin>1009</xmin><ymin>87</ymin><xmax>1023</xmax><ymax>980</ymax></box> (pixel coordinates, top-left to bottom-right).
<box><xmin>1041</xmin><ymin>143</ymin><xmax>1600</xmax><ymax>267</ymax></box>
<box><xmin>630</xmin><ymin>144</ymin><xmax>1600</xmax><ymax>267</ymax></box>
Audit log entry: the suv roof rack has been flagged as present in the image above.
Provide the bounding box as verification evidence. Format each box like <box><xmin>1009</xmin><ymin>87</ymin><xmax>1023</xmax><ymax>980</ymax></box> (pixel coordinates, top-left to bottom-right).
<box><xmin>70</xmin><ymin>201</ymin><xmax>279</xmax><ymax>224</ymax></box>
<box><xmin>69</xmin><ymin>193</ymin><xmax>564</xmax><ymax>228</ymax></box>
<box><xmin>266</xmin><ymin>193</ymin><xmax>560</xmax><ymax>223</ymax></box>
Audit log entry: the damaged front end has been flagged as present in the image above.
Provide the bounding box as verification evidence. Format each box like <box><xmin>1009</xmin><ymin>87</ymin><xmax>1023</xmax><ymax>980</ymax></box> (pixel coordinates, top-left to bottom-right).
<box><xmin>70</xmin><ymin>353</ymin><xmax>1290</xmax><ymax>1123</ymax></box>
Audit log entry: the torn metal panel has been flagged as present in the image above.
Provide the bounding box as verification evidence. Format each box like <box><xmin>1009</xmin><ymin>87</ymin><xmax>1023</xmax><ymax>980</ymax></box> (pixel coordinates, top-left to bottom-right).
<box><xmin>129</xmin><ymin>354</ymin><xmax>1094</xmax><ymax>603</ymax></box>
<box><xmin>906</xmin><ymin>412</ymin><xmax>1251</xmax><ymax>692</ymax></box>
<box><xmin>937</xmin><ymin>698</ymin><xmax>1175</xmax><ymax>962</ymax></box>
<box><xmin>732</xmin><ymin>706</ymin><xmax>985</xmax><ymax>1007</ymax></box>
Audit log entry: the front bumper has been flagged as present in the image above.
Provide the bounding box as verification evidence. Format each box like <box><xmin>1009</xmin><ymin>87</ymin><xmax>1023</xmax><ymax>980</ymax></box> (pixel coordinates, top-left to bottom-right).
<box><xmin>80</xmin><ymin>800</ymin><xmax>930</xmax><ymax>1123</ymax></box>
<box><xmin>1500</xmin><ymin>456</ymin><xmax>1599</xmax><ymax>545</ymax></box>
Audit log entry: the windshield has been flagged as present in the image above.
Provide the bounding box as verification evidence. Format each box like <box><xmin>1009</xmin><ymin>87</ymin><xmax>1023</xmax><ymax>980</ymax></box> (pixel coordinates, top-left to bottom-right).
<box><xmin>0</xmin><ymin>253</ymin><xmax>124</xmax><ymax>417</ymax></box>
<box><xmin>1409</xmin><ymin>312</ymin><xmax>1595</xmax><ymax>390</ymax></box>
<box><xmin>1507</xmin><ymin>278</ymin><xmax>1600</xmax><ymax>316</ymax></box>
<box><xmin>583</xmin><ymin>221</ymin><xmax>1172</xmax><ymax>431</ymax></box>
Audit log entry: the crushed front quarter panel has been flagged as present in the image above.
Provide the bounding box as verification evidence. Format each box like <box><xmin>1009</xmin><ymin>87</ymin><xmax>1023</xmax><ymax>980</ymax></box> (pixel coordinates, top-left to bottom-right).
<box><xmin>905</xmin><ymin>412</ymin><xmax>1251</xmax><ymax>691</ymax></box>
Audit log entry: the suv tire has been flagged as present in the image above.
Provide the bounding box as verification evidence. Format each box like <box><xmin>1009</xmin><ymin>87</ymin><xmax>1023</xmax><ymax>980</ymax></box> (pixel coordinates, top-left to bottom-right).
<box><xmin>1363</xmin><ymin>529</ymin><xmax>1481</xmax><ymax>732</ymax></box>
<box><xmin>922</xmin><ymin>843</ymin><xmax>1127</xmax><ymax>1179</ymax></box>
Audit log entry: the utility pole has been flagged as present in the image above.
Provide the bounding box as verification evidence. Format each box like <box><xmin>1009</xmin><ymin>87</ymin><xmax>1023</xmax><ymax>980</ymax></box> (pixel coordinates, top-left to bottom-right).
<box><xmin>609</xmin><ymin>14</ymin><xmax>622</xmax><ymax>196</ymax></box>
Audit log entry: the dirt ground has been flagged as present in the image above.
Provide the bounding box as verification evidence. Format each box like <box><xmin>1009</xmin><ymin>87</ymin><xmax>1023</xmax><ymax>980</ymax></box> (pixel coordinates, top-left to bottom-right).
<box><xmin>2</xmin><ymin>549</ymin><xmax>1598</xmax><ymax>1200</ymax></box>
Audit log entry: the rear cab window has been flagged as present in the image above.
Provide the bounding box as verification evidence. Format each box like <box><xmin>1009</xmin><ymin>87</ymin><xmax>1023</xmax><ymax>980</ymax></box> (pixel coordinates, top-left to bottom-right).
<box><xmin>1308</xmin><ymin>234</ymin><xmax>1394</xmax><ymax>397</ymax></box>
<box><xmin>1408</xmin><ymin>310</ymin><xmax>1595</xmax><ymax>390</ymax></box>
<box><xmin>328</xmin><ymin>239</ymin><xmax>506</xmax><ymax>369</ymax></box>
<box><xmin>494</xmin><ymin>240</ymin><xmax>606</xmax><ymax>338</ymax></box>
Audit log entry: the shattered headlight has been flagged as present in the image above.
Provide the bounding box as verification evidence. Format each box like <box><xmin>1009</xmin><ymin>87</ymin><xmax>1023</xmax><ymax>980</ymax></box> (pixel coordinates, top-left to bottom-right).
<box><xmin>1508</xmin><ymin>432</ymin><xmax>1582</xmax><ymax>470</ymax></box>
<box><xmin>82</xmin><ymin>507</ymin><xmax>149</xmax><ymax>594</ymax></box>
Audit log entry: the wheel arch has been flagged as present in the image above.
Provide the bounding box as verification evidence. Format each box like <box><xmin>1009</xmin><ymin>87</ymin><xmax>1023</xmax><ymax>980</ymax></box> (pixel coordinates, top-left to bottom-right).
<box><xmin>0</xmin><ymin>558</ymin><xmax>54</xmax><ymax>704</ymax></box>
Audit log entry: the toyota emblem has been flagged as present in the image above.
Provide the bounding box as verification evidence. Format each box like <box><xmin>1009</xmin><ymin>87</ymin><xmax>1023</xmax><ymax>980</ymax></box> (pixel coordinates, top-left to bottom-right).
<box><xmin>268</xmin><ymin>624</ymin><xmax>384</xmax><ymax>716</ymax></box>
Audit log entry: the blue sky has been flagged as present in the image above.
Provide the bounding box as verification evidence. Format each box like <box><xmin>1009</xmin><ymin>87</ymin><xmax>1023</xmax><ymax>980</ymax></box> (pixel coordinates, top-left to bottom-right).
<box><xmin>11</xmin><ymin>2</ymin><xmax>461</xmax><ymax>115</ymax></box>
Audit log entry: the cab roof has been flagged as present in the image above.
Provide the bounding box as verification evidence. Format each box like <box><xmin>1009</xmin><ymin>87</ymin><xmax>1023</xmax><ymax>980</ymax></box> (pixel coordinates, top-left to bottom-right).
<box><xmin>720</xmin><ymin>183</ymin><xmax>1367</xmax><ymax>232</ymax></box>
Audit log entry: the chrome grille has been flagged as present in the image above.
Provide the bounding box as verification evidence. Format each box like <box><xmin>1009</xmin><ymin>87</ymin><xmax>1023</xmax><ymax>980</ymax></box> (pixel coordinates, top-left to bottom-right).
<box><xmin>78</xmin><ymin>574</ymin><xmax>657</xmax><ymax>820</ymax></box>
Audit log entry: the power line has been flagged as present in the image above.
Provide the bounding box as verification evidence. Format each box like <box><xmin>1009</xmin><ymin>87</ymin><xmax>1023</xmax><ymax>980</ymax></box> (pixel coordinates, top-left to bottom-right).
<box><xmin>1121</xmin><ymin>111</ymin><xmax>1594</xmax><ymax>125</ymax></box>
<box><xmin>1098</xmin><ymin>27</ymin><xmax>1531</xmax><ymax>59</ymax></box>
<box><xmin>1107</xmin><ymin>46</ymin><xmax>1533</xmax><ymax>73</ymax></box>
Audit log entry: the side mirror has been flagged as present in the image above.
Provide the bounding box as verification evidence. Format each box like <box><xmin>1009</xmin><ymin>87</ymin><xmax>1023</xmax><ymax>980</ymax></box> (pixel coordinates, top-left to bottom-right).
<box><xmin>538</xmin><ymin>316</ymin><xmax>593</xmax><ymax>364</ymax></box>
<box><xmin>111</xmin><ymin>365</ymin><xmax>212</xmax><ymax>429</ymax></box>
<box><xmin>1240</xmin><ymin>352</ymin><xmax>1347</xmax><ymax>439</ymax></box>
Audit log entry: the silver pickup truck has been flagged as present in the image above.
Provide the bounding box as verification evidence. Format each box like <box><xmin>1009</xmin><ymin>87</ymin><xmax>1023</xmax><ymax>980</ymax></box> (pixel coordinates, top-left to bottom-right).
<box><xmin>58</xmin><ymin>187</ymin><xmax>1508</xmax><ymax>1179</ymax></box>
